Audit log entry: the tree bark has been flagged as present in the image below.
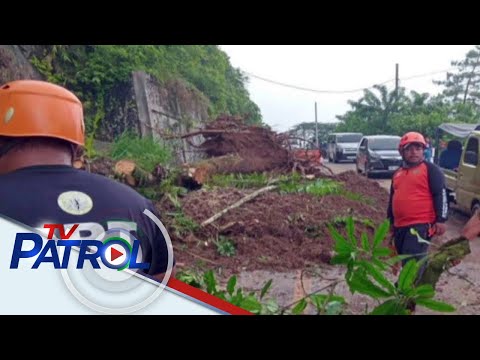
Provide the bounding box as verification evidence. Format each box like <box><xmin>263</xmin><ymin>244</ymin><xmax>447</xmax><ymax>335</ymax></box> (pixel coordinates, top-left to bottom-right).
<box><xmin>114</xmin><ymin>160</ymin><xmax>156</xmax><ymax>187</ymax></box>
<box><xmin>183</xmin><ymin>154</ymin><xmax>250</xmax><ymax>185</ymax></box>
<box><xmin>418</xmin><ymin>236</ymin><xmax>471</xmax><ymax>288</ymax></box>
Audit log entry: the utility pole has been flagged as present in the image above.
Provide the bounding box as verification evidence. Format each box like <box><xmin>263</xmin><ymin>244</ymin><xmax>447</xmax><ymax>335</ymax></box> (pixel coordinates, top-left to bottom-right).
<box><xmin>395</xmin><ymin>63</ymin><xmax>399</xmax><ymax>99</ymax></box>
<box><xmin>315</xmin><ymin>101</ymin><xmax>319</xmax><ymax>148</ymax></box>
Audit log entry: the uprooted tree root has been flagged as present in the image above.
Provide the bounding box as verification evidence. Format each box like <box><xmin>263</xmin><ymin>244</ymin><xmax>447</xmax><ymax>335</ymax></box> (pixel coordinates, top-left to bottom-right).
<box><xmin>175</xmin><ymin>115</ymin><xmax>334</xmax><ymax>184</ymax></box>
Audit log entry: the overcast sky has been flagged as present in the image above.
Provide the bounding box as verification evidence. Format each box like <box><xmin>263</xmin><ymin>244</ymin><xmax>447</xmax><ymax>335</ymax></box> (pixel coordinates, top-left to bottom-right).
<box><xmin>220</xmin><ymin>45</ymin><xmax>475</xmax><ymax>132</ymax></box>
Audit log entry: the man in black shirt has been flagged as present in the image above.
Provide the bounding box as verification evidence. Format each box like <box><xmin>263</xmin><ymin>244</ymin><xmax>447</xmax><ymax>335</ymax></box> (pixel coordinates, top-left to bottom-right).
<box><xmin>0</xmin><ymin>80</ymin><xmax>173</xmax><ymax>281</ymax></box>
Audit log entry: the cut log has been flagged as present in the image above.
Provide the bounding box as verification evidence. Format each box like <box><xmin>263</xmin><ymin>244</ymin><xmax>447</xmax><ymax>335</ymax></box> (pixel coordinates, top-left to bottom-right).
<box><xmin>417</xmin><ymin>210</ymin><xmax>480</xmax><ymax>289</ymax></box>
<box><xmin>114</xmin><ymin>160</ymin><xmax>156</xmax><ymax>187</ymax></box>
<box><xmin>73</xmin><ymin>159</ymin><xmax>85</xmax><ymax>169</ymax></box>
<box><xmin>184</xmin><ymin>154</ymin><xmax>247</xmax><ymax>185</ymax></box>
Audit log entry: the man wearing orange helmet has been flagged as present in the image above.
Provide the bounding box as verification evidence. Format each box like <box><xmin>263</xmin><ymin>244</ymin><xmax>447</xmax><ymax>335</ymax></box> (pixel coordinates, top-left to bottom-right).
<box><xmin>387</xmin><ymin>131</ymin><xmax>448</xmax><ymax>272</ymax></box>
<box><xmin>0</xmin><ymin>80</ymin><xmax>173</xmax><ymax>282</ymax></box>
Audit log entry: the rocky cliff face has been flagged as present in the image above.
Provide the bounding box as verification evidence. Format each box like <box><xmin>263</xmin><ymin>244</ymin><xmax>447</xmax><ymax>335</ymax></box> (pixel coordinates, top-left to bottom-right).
<box><xmin>0</xmin><ymin>45</ymin><xmax>43</xmax><ymax>83</ymax></box>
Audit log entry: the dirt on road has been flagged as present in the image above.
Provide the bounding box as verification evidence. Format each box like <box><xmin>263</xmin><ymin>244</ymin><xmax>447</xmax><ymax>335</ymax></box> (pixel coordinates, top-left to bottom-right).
<box><xmin>158</xmin><ymin>158</ymin><xmax>480</xmax><ymax>315</ymax></box>
<box><xmin>169</xmin><ymin>169</ymin><xmax>389</xmax><ymax>274</ymax></box>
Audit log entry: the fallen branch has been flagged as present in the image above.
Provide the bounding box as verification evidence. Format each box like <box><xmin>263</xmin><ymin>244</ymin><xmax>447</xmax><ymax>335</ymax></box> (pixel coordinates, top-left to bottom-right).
<box><xmin>292</xmin><ymin>162</ymin><xmax>306</xmax><ymax>177</ymax></box>
<box><xmin>201</xmin><ymin>185</ymin><xmax>278</xmax><ymax>227</ymax></box>
<box><xmin>418</xmin><ymin>236</ymin><xmax>471</xmax><ymax>288</ymax></box>
<box><xmin>170</xmin><ymin>129</ymin><xmax>254</xmax><ymax>140</ymax></box>
<box><xmin>319</xmin><ymin>163</ymin><xmax>335</xmax><ymax>177</ymax></box>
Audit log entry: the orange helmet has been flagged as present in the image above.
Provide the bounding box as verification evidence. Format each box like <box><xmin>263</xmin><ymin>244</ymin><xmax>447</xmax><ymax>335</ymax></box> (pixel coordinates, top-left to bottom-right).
<box><xmin>0</xmin><ymin>80</ymin><xmax>84</xmax><ymax>146</ymax></box>
<box><xmin>398</xmin><ymin>131</ymin><xmax>426</xmax><ymax>151</ymax></box>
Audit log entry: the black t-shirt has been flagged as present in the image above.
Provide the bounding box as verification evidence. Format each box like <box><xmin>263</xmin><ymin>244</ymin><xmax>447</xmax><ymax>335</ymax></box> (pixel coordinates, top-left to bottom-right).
<box><xmin>0</xmin><ymin>165</ymin><xmax>171</xmax><ymax>275</ymax></box>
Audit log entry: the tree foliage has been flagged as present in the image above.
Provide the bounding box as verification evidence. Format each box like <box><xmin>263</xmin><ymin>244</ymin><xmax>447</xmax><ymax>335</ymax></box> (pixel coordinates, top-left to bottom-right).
<box><xmin>29</xmin><ymin>45</ymin><xmax>262</xmax><ymax>134</ymax></box>
<box><xmin>434</xmin><ymin>45</ymin><xmax>480</xmax><ymax>107</ymax></box>
<box><xmin>335</xmin><ymin>84</ymin><xmax>480</xmax><ymax>138</ymax></box>
<box><xmin>305</xmin><ymin>46</ymin><xmax>480</xmax><ymax>138</ymax></box>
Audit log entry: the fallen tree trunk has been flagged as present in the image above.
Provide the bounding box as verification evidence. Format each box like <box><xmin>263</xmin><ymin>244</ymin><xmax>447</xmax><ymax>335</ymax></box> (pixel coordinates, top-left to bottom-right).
<box><xmin>114</xmin><ymin>160</ymin><xmax>156</xmax><ymax>187</ymax></box>
<box><xmin>418</xmin><ymin>236</ymin><xmax>471</xmax><ymax>288</ymax></box>
<box><xmin>184</xmin><ymin>154</ymin><xmax>261</xmax><ymax>185</ymax></box>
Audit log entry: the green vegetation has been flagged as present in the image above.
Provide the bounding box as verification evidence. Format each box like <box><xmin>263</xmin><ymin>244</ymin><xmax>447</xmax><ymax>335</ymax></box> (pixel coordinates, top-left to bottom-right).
<box><xmin>166</xmin><ymin>211</ymin><xmax>199</xmax><ymax>238</ymax></box>
<box><xmin>110</xmin><ymin>132</ymin><xmax>172</xmax><ymax>172</ymax></box>
<box><xmin>206</xmin><ymin>173</ymin><xmax>370</xmax><ymax>203</ymax></box>
<box><xmin>207</xmin><ymin>173</ymin><xmax>271</xmax><ymax>189</ymax></box>
<box><xmin>279</xmin><ymin>177</ymin><xmax>370</xmax><ymax>203</ymax></box>
<box><xmin>179</xmin><ymin>217</ymin><xmax>455</xmax><ymax>315</ymax></box>
<box><xmin>291</xmin><ymin>46</ymin><xmax>480</xmax><ymax>140</ymax></box>
<box><xmin>327</xmin><ymin>217</ymin><xmax>454</xmax><ymax>314</ymax></box>
<box><xmin>176</xmin><ymin>269</ymin><xmax>277</xmax><ymax>314</ymax></box>
<box><xmin>29</xmin><ymin>45</ymin><xmax>262</xmax><ymax>141</ymax></box>
<box><xmin>335</xmin><ymin>85</ymin><xmax>480</xmax><ymax>138</ymax></box>
<box><xmin>214</xmin><ymin>236</ymin><xmax>236</xmax><ymax>257</ymax></box>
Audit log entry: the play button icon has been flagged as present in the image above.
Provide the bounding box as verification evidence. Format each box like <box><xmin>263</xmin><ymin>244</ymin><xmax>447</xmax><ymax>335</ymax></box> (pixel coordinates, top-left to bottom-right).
<box><xmin>101</xmin><ymin>238</ymin><xmax>131</xmax><ymax>270</ymax></box>
<box><xmin>111</xmin><ymin>247</ymin><xmax>123</xmax><ymax>262</ymax></box>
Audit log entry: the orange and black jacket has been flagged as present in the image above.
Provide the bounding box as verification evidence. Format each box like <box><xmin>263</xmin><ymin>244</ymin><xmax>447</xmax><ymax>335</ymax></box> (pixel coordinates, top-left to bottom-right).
<box><xmin>387</xmin><ymin>161</ymin><xmax>448</xmax><ymax>228</ymax></box>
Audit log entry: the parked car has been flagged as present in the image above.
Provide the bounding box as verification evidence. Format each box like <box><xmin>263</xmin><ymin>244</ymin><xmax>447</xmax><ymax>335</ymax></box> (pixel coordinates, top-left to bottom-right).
<box><xmin>435</xmin><ymin>122</ymin><xmax>480</xmax><ymax>214</ymax></box>
<box><xmin>327</xmin><ymin>132</ymin><xmax>363</xmax><ymax>163</ymax></box>
<box><xmin>356</xmin><ymin>135</ymin><xmax>402</xmax><ymax>178</ymax></box>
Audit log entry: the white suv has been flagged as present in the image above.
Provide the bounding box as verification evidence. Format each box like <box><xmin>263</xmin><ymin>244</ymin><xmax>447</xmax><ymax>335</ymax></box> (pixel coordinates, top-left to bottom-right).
<box><xmin>327</xmin><ymin>132</ymin><xmax>363</xmax><ymax>163</ymax></box>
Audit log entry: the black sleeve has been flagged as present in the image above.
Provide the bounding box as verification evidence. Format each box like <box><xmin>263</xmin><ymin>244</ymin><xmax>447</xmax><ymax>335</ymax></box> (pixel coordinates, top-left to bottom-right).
<box><xmin>387</xmin><ymin>180</ymin><xmax>395</xmax><ymax>226</ymax></box>
<box><xmin>426</xmin><ymin>162</ymin><xmax>448</xmax><ymax>223</ymax></box>
<box><xmin>142</xmin><ymin>200</ymin><xmax>175</xmax><ymax>276</ymax></box>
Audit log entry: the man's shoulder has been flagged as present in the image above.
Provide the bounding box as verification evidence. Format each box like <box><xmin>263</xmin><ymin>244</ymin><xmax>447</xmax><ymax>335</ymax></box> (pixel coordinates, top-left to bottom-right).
<box><xmin>424</xmin><ymin>161</ymin><xmax>443</xmax><ymax>174</ymax></box>
<box><xmin>71</xmin><ymin>170</ymin><xmax>152</xmax><ymax>205</ymax></box>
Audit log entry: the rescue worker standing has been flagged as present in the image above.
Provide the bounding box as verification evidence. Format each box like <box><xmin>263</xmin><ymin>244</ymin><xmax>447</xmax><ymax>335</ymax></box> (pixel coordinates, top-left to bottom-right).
<box><xmin>387</xmin><ymin>132</ymin><xmax>448</xmax><ymax>269</ymax></box>
<box><xmin>0</xmin><ymin>80</ymin><xmax>173</xmax><ymax>282</ymax></box>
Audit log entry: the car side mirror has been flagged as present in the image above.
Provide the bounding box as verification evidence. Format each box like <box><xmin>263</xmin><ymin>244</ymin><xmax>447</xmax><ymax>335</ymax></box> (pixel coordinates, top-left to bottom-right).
<box><xmin>359</xmin><ymin>146</ymin><xmax>366</xmax><ymax>150</ymax></box>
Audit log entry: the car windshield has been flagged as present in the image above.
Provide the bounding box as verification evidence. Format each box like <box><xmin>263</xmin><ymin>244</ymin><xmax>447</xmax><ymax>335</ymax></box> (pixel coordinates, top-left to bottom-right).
<box><xmin>370</xmin><ymin>138</ymin><xmax>400</xmax><ymax>151</ymax></box>
<box><xmin>337</xmin><ymin>134</ymin><xmax>362</xmax><ymax>143</ymax></box>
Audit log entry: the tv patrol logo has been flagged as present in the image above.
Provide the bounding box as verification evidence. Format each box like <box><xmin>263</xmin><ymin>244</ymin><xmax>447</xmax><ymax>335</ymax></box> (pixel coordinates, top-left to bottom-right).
<box><xmin>10</xmin><ymin>223</ymin><xmax>149</xmax><ymax>271</ymax></box>
<box><xmin>9</xmin><ymin>197</ymin><xmax>173</xmax><ymax>314</ymax></box>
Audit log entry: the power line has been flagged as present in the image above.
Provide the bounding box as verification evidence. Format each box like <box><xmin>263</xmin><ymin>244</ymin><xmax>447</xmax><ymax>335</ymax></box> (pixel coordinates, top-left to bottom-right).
<box><xmin>244</xmin><ymin>71</ymin><xmax>376</xmax><ymax>94</ymax></box>
<box><xmin>399</xmin><ymin>68</ymin><xmax>456</xmax><ymax>82</ymax></box>
<box><xmin>243</xmin><ymin>67</ymin><xmax>456</xmax><ymax>95</ymax></box>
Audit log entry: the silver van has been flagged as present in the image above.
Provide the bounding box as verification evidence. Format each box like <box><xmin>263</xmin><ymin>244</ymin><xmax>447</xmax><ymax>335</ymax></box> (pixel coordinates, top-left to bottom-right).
<box><xmin>327</xmin><ymin>132</ymin><xmax>363</xmax><ymax>163</ymax></box>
